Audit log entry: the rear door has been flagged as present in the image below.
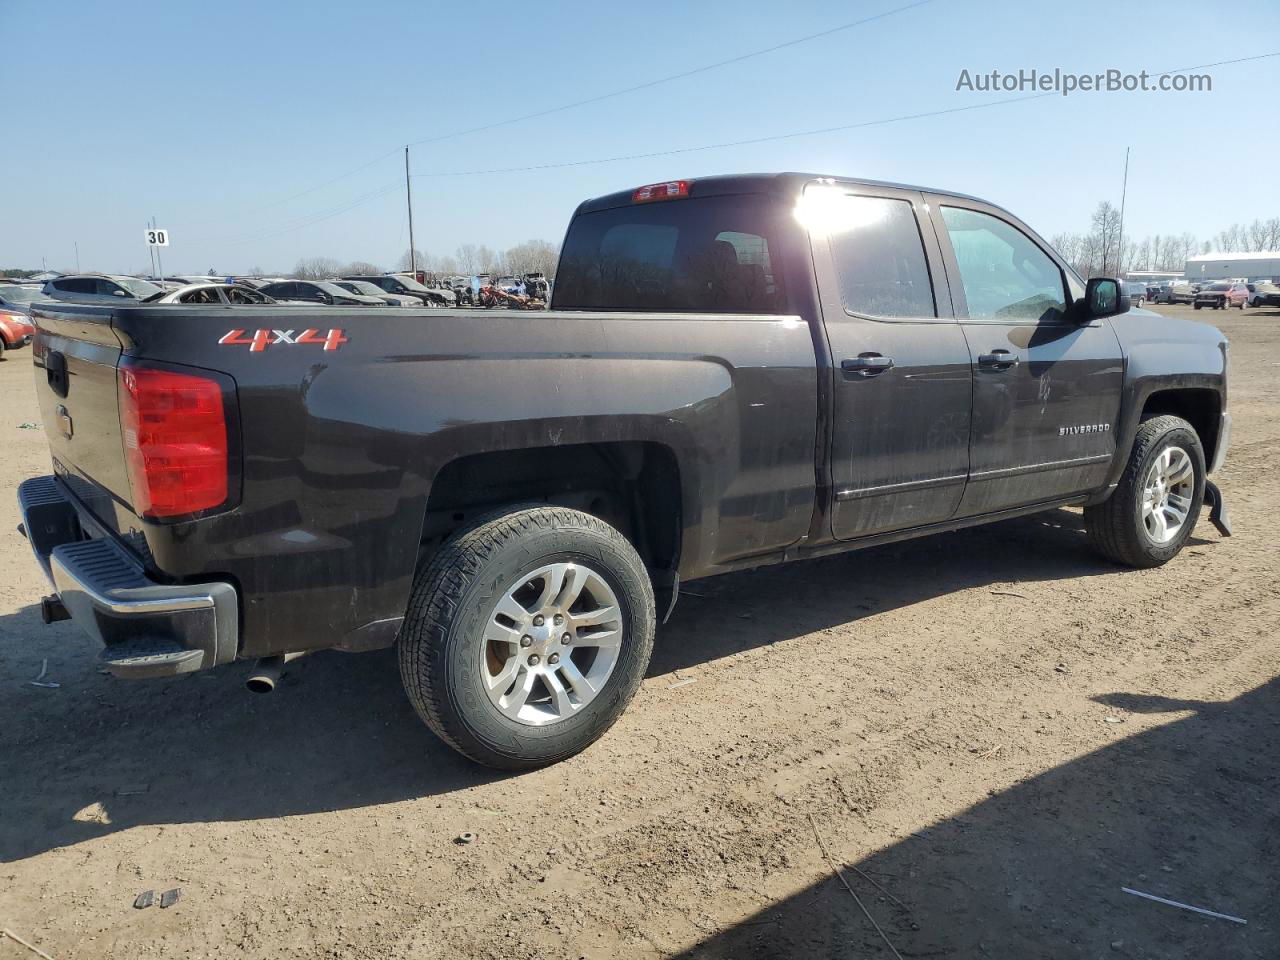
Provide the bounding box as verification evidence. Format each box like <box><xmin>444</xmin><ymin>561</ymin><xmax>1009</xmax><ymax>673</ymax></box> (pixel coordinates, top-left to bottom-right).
<box><xmin>803</xmin><ymin>183</ymin><xmax>973</xmax><ymax>540</ymax></box>
<box><xmin>927</xmin><ymin>197</ymin><xmax>1123</xmax><ymax>517</ymax></box>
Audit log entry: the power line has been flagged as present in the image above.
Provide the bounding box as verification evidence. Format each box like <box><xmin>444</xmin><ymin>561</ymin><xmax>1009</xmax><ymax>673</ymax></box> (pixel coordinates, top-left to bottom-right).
<box><xmin>212</xmin><ymin>181</ymin><xmax>402</xmax><ymax>246</ymax></box>
<box><xmin>206</xmin><ymin>49</ymin><xmax>1278</xmax><ymax>245</ymax></box>
<box><xmin>407</xmin><ymin>0</ymin><xmax>939</xmax><ymax>147</ymax></box>
<box><xmin>408</xmin><ymin>51</ymin><xmax>1279</xmax><ymax>180</ymax></box>
<box><xmin>246</xmin><ymin>0</ymin><xmax>940</xmax><ymax>213</ymax></box>
<box><xmin>258</xmin><ymin>148</ymin><xmax>401</xmax><ymax>210</ymax></box>
<box><xmin>412</xmin><ymin>92</ymin><xmax>1054</xmax><ymax>178</ymax></box>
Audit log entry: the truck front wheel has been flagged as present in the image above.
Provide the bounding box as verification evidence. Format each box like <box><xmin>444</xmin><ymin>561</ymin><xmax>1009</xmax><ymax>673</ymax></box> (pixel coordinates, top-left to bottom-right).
<box><xmin>1084</xmin><ymin>415</ymin><xmax>1206</xmax><ymax>568</ymax></box>
<box><xmin>398</xmin><ymin>505</ymin><xmax>655</xmax><ymax>769</ymax></box>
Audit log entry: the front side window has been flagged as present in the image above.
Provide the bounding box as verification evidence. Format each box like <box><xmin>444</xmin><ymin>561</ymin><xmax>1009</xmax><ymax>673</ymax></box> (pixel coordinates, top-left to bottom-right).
<box><xmin>941</xmin><ymin>207</ymin><xmax>1066</xmax><ymax>323</ymax></box>
<box><xmin>554</xmin><ymin>195</ymin><xmax>791</xmax><ymax>313</ymax></box>
<box><xmin>816</xmin><ymin>193</ymin><xmax>936</xmax><ymax>318</ymax></box>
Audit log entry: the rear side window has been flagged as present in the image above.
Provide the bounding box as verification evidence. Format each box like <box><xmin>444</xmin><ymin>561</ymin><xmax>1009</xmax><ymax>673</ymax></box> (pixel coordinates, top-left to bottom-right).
<box><xmin>823</xmin><ymin>195</ymin><xmax>936</xmax><ymax>318</ymax></box>
<box><xmin>57</xmin><ymin>278</ymin><xmax>97</xmax><ymax>294</ymax></box>
<box><xmin>553</xmin><ymin>195</ymin><xmax>792</xmax><ymax>313</ymax></box>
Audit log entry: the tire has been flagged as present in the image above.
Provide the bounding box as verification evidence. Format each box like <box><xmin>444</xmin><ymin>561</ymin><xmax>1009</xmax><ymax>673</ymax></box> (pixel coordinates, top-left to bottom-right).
<box><xmin>398</xmin><ymin>504</ymin><xmax>656</xmax><ymax>769</ymax></box>
<box><xmin>1084</xmin><ymin>415</ymin><xmax>1205</xmax><ymax>568</ymax></box>
<box><xmin>1194</xmin><ymin>302</ymin><xmax>1202</xmax><ymax>310</ymax></box>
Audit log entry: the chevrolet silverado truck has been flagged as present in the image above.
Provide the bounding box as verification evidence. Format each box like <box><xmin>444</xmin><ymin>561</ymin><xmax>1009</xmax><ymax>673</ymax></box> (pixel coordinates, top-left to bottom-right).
<box><xmin>18</xmin><ymin>174</ymin><xmax>1232</xmax><ymax>769</ymax></box>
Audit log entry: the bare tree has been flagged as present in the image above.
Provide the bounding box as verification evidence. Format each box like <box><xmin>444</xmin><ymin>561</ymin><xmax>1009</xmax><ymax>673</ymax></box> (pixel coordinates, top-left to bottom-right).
<box><xmin>473</xmin><ymin>244</ymin><xmax>499</xmax><ymax>275</ymax></box>
<box><xmin>455</xmin><ymin>244</ymin><xmax>479</xmax><ymax>274</ymax></box>
<box><xmin>1265</xmin><ymin>218</ymin><xmax>1280</xmax><ymax>250</ymax></box>
<box><xmin>294</xmin><ymin>256</ymin><xmax>344</xmax><ymax>280</ymax></box>
<box><xmin>1090</xmin><ymin>202</ymin><xmax>1122</xmax><ymax>276</ymax></box>
<box><xmin>342</xmin><ymin>260</ymin><xmax>383</xmax><ymax>275</ymax></box>
<box><xmin>1246</xmin><ymin>219</ymin><xmax>1269</xmax><ymax>252</ymax></box>
<box><xmin>503</xmin><ymin>239</ymin><xmax>561</xmax><ymax>279</ymax></box>
<box><xmin>397</xmin><ymin>248</ymin><xmax>427</xmax><ymax>272</ymax></box>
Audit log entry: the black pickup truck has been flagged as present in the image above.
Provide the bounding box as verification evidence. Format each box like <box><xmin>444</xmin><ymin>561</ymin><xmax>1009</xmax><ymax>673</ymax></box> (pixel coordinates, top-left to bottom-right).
<box><xmin>18</xmin><ymin>174</ymin><xmax>1232</xmax><ymax>769</ymax></box>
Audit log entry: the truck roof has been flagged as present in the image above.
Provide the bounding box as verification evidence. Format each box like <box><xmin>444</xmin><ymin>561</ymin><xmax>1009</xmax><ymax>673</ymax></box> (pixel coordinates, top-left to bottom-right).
<box><xmin>574</xmin><ymin>172</ymin><xmax>993</xmax><ymax>215</ymax></box>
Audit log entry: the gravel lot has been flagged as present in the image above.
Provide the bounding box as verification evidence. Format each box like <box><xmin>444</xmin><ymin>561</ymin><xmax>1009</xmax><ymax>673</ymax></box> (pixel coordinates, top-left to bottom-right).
<box><xmin>1</xmin><ymin>303</ymin><xmax>1277</xmax><ymax>959</ymax></box>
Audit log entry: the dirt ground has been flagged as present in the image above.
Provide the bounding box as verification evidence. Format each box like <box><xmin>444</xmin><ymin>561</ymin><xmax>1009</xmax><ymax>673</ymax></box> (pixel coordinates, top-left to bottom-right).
<box><xmin>1</xmin><ymin>303</ymin><xmax>1277</xmax><ymax>959</ymax></box>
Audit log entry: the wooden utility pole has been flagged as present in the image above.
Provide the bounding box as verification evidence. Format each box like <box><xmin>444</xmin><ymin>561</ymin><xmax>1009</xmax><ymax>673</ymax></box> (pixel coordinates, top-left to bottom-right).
<box><xmin>405</xmin><ymin>146</ymin><xmax>417</xmax><ymax>278</ymax></box>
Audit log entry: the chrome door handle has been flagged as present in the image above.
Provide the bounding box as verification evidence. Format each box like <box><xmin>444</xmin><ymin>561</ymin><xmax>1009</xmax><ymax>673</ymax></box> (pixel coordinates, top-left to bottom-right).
<box><xmin>841</xmin><ymin>354</ymin><xmax>895</xmax><ymax>377</ymax></box>
<box><xmin>978</xmin><ymin>350</ymin><xmax>1019</xmax><ymax>369</ymax></box>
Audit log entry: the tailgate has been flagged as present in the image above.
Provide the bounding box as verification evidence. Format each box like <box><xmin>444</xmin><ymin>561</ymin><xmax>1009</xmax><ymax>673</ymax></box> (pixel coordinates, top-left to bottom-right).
<box><xmin>30</xmin><ymin>304</ymin><xmax>130</xmax><ymax>522</ymax></box>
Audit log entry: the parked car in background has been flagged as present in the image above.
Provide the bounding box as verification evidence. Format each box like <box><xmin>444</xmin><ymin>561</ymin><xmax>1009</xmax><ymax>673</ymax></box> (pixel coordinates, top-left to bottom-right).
<box><xmin>524</xmin><ymin>272</ymin><xmax>550</xmax><ymax>299</ymax></box>
<box><xmin>1125</xmin><ymin>281</ymin><xmax>1148</xmax><ymax>307</ymax></box>
<box><xmin>142</xmin><ymin>282</ymin><xmax>283</xmax><ymax>305</ymax></box>
<box><xmin>0</xmin><ymin>282</ymin><xmax>47</xmax><ymax>317</ymax></box>
<box><xmin>1244</xmin><ymin>283</ymin><xmax>1280</xmax><ymax>308</ymax></box>
<box><xmin>1160</xmin><ymin>281</ymin><xmax>1195</xmax><ymax>304</ymax></box>
<box><xmin>1193</xmin><ymin>282</ymin><xmax>1239</xmax><ymax>310</ymax></box>
<box><xmin>342</xmin><ymin>274</ymin><xmax>451</xmax><ymax>306</ymax></box>
<box><xmin>330</xmin><ymin>280</ymin><xmax>420</xmax><ymax>306</ymax></box>
<box><xmin>42</xmin><ymin>274</ymin><xmax>163</xmax><ymax>304</ymax></box>
<box><xmin>0</xmin><ymin>308</ymin><xmax>34</xmax><ymax>356</ymax></box>
<box><xmin>258</xmin><ymin>280</ymin><xmax>385</xmax><ymax>306</ymax></box>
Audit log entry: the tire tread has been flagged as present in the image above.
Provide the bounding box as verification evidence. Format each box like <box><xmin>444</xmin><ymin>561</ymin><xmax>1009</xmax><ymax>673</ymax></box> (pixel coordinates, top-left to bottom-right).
<box><xmin>398</xmin><ymin>504</ymin><xmax>653</xmax><ymax>769</ymax></box>
<box><xmin>1084</xmin><ymin>414</ymin><xmax>1202</xmax><ymax>568</ymax></box>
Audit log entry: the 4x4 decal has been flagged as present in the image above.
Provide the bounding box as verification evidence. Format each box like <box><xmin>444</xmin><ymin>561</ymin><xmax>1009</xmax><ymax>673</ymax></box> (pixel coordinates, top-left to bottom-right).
<box><xmin>219</xmin><ymin>329</ymin><xmax>348</xmax><ymax>352</ymax></box>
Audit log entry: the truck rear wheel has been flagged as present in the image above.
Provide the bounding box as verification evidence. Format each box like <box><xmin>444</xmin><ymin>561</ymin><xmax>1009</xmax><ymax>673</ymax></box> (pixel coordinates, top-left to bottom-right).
<box><xmin>1084</xmin><ymin>415</ymin><xmax>1205</xmax><ymax>568</ymax></box>
<box><xmin>398</xmin><ymin>505</ymin><xmax>655</xmax><ymax>769</ymax></box>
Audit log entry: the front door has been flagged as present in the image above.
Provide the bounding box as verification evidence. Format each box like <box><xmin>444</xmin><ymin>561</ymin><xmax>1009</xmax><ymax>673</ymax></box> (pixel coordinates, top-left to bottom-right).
<box><xmin>927</xmin><ymin>198</ymin><xmax>1124</xmax><ymax>517</ymax></box>
<box><xmin>802</xmin><ymin>183</ymin><xmax>973</xmax><ymax>540</ymax></box>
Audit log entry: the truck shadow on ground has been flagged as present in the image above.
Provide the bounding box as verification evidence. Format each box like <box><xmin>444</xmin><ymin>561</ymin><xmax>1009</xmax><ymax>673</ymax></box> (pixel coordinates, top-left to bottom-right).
<box><xmin>0</xmin><ymin>508</ymin><xmax>1218</xmax><ymax>863</ymax></box>
<box><xmin>648</xmin><ymin>506</ymin><xmax>1214</xmax><ymax>676</ymax></box>
<box><xmin>669</xmin><ymin>678</ymin><xmax>1279</xmax><ymax>959</ymax></box>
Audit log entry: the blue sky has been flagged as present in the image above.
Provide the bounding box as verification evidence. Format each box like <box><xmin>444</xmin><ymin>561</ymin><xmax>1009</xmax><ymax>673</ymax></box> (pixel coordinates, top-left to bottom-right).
<box><xmin>3</xmin><ymin>0</ymin><xmax>1277</xmax><ymax>275</ymax></box>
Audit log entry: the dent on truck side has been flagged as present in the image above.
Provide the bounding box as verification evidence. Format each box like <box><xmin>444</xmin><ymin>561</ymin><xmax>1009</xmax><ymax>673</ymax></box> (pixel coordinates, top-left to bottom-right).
<box><xmin>232</xmin><ymin>310</ymin><xmax>820</xmax><ymax>657</ymax></box>
<box><xmin>1104</xmin><ymin>310</ymin><xmax>1228</xmax><ymax>490</ymax></box>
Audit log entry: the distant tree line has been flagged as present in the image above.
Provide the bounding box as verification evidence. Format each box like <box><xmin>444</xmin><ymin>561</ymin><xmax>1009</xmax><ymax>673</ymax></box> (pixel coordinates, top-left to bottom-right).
<box><xmin>1051</xmin><ymin>203</ymin><xmax>1280</xmax><ymax>278</ymax></box>
<box><xmin>280</xmin><ymin>240</ymin><xmax>561</xmax><ymax>283</ymax></box>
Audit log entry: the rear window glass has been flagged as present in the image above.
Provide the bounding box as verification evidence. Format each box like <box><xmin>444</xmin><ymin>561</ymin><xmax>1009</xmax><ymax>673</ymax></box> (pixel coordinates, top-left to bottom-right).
<box><xmin>553</xmin><ymin>195</ymin><xmax>792</xmax><ymax>313</ymax></box>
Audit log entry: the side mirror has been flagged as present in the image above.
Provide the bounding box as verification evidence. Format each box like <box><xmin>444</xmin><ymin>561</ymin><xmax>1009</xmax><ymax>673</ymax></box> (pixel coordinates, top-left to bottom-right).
<box><xmin>112</xmin><ymin>289</ymin><xmax>128</xmax><ymax>297</ymax></box>
<box><xmin>1082</xmin><ymin>277</ymin><xmax>1129</xmax><ymax>320</ymax></box>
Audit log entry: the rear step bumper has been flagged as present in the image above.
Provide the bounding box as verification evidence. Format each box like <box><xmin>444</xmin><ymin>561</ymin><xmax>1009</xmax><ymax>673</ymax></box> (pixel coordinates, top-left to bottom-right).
<box><xmin>18</xmin><ymin>476</ymin><xmax>239</xmax><ymax>679</ymax></box>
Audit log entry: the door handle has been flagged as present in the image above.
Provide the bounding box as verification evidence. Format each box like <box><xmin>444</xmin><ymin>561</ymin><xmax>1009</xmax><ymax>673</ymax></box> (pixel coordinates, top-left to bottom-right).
<box><xmin>841</xmin><ymin>354</ymin><xmax>895</xmax><ymax>377</ymax></box>
<box><xmin>978</xmin><ymin>350</ymin><xmax>1019</xmax><ymax>369</ymax></box>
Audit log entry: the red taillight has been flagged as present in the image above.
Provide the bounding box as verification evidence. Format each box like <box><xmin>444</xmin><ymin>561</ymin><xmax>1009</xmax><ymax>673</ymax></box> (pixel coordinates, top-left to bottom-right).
<box><xmin>632</xmin><ymin>180</ymin><xmax>691</xmax><ymax>203</ymax></box>
<box><xmin>118</xmin><ymin>365</ymin><xmax>229</xmax><ymax>519</ymax></box>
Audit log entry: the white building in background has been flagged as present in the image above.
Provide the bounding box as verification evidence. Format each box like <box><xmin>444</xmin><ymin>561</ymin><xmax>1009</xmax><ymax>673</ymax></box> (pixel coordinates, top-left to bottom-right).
<box><xmin>1185</xmin><ymin>251</ymin><xmax>1280</xmax><ymax>282</ymax></box>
